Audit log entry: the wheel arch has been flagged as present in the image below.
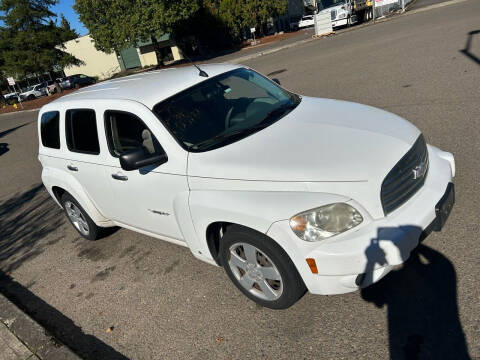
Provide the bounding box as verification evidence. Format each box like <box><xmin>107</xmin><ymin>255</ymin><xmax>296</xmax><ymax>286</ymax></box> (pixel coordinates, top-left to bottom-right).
<box><xmin>205</xmin><ymin>222</ymin><xmax>291</xmax><ymax>268</ymax></box>
<box><xmin>42</xmin><ymin>167</ymin><xmax>113</xmax><ymax>226</ymax></box>
<box><xmin>206</xmin><ymin>221</ymin><xmax>232</xmax><ymax>266</ymax></box>
<box><xmin>51</xmin><ymin>186</ymin><xmax>66</xmax><ymax>204</ymax></box>
<box><xmin>189</xmin><ymin>189</ymin><xmax>349</xmax><ymax>266</ymax></box>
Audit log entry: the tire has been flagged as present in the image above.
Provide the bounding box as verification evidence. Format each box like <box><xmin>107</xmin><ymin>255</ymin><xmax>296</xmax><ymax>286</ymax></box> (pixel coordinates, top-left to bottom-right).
<box><xmin>74</xmin><ymin>83</ymin><xmax>80</xmax><ymax>89</ymax></box>
<box><xmin>27</xmin><ymin>95</ymin><xmax>35</xmax><ymax>101</ymax></box>
<box><xmin>61</xmin><ymin>193</ymin><xmax>101</xmax><ymax>240</ymax></box>
<box><xmin>220</xmin><ymin>225</ymin><xmax>306</xmax><ymax>309</ymax></box>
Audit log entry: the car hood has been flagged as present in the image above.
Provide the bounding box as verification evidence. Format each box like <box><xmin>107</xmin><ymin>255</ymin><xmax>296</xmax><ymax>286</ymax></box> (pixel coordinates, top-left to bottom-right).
<box><xmin>187</xmin><ymin>97</ymin><xmax>421</xmax><ymax>182</ymax></box>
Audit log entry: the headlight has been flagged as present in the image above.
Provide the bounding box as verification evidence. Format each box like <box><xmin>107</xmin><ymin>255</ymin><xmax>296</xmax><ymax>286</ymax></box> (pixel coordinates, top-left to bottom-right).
<box><xmin>290</xmin><ymin>203</ymin><xmax>363</xmax><ymax>242</ymax></box>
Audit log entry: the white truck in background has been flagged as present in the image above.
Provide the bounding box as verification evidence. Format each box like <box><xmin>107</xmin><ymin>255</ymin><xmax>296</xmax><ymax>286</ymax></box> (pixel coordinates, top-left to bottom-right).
<box><xmin>317</xmin><ymin>0</ymin><xmax>373</xmax><ymax>28</ymax></box>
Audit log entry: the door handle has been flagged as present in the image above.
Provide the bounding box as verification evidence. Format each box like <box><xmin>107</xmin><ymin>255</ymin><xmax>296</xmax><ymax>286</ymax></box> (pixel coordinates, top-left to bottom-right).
<box><xmin>67</xmin><ymin>164</ymin><xmax>78</xmax><ymax>172</ymax></box>
<box><xmin>111</xmin><ymin>173</ymin><xmax>128</xmax><ymax>181</ymax></box>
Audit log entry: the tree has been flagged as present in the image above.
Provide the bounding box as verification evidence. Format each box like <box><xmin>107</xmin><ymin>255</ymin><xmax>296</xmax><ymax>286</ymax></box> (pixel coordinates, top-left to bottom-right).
<box><xmin>213</xmin><ymin>0</ymin><xmax>288</xmax><ymax>37</ymax></box>
<box><xmin>0</xmin><ymin>0</ymin><xmax>81</xmax><ymax>79</ymax></box>
<box><xmin>74</xmin><ymin>0</ymin><xmax>200</xmax><ymax>66</ymax></box>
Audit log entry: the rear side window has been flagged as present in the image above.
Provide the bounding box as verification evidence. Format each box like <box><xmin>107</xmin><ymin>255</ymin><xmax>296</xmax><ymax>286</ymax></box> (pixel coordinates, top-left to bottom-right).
<box><xmin>104</xmin><ymin>110</ymin><xmax>163</xmax><ymax>157</ymax></box>
<box><xmin>65</xmin><ymin>109</ymin><xmax>100</xmax><ymax>154</ymax></box>
<box><xmin>40</xmin><ymin>111</ymin><xmax>60</xmax><ymax>149</ymax></box>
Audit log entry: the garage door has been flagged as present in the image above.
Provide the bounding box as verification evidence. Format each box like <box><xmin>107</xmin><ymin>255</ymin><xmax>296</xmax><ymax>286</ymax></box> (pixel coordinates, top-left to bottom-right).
<box><xmin>119</xmin><ymin>47</ymin><xmax>141</xmax><ymax>69</ymax></box>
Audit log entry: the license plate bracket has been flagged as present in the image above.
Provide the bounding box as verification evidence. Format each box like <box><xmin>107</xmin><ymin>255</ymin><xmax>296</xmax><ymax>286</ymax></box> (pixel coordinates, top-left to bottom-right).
<box><xmin>433</xmin><ymin>183</ymin><xmax>455</xmax><ymax>231</ymax></box>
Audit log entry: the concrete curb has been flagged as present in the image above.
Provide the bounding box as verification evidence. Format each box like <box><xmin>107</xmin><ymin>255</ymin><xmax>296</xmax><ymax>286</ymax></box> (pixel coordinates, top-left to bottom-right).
<box><xmin>231</xmin><ymin>0</ymin><xmax>469</xmax><ymax>64</ymax></box>
<box><xmin>0</xmin><ymin>294</ymin><xmax>80</xmax><ymax>360</ymax></box>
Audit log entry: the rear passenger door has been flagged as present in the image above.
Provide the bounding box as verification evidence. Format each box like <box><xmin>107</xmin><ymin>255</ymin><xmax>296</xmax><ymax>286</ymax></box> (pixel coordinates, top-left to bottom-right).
<box><xmin>61</xmin><ymin>106</ymin><xmax>113</xmax><ymax>217</ymax></box>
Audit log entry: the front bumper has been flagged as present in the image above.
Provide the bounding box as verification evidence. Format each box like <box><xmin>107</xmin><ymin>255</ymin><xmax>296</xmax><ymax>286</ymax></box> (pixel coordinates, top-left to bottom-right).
<box><xmin>332</xmin><ymin>19</ymin><xmax>348</xmax><ymax>28</ymax></box>
<box><xmin>266</xmin><ymin>145</ymin><xmax>455</xmax><ymax>295</ymax></box>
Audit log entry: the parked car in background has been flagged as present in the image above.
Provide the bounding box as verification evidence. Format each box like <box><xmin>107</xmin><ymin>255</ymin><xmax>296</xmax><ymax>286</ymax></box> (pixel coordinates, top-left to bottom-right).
<box><xmin>38</xmin><ymin>64</ymin><xmax>455</xmax><ymax>309</ymax></box>
<box><xmin>4</xmin><ymin>92</ymin><xmax>20</xmax><ymax>104</ymax></box>
<box><xmin>41</xmin><ymin>80</ymin><xmax>56</xmax><ymax>95</ymax></box>
<box><xmin>290</xmin><ymin>17</ymin><xmax>300</xmax><ymax>31</ymax></box>
<box><xmin>56</xmin><ymin>78</ymin><xmax>66</xmax><ymax>89</ymax></box>
<box><xmin>298</xmin><ymin>15</ymin><xmax>315</xmax><ymax>28</ymax></box>
<box><xmin>20</xmin><ymin>84</ymin><xmax>44</xmax><ymax>101</ymax></box>
<box><xmin>61</xmin><ymin>74</ymin><xmax>96</xmax><ymax>89</ymax></box>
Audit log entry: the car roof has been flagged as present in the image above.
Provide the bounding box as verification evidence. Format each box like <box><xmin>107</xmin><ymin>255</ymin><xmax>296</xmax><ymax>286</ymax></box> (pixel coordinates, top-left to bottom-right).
<box><xmin>49</xmin><ymin>63</ymin><xmax>242</xmax><ymax>110</ymax></box>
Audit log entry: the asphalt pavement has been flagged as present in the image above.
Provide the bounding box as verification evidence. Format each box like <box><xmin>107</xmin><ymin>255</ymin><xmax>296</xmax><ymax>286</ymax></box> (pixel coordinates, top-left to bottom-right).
<box><xmin>407</xmin><ymin>0</ymin><xmax>454</xmax><ymax>10</ymax></box>
<box><xmin>0</xmin><ymin>0</ymin><xmax>479</xmax><ymax>358</ymax></box>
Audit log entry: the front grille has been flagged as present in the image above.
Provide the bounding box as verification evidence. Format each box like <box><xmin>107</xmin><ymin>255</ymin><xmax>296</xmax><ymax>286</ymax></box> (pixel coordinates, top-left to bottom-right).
<box><xmin>381</xmin><ymin>135</ymin><xmax>429</xmax><ymax>215</ymax></box>
<box><xmin>331</xmin><ymin>10</ymin><xmax>337</xmax><ymax>20</ymax></box>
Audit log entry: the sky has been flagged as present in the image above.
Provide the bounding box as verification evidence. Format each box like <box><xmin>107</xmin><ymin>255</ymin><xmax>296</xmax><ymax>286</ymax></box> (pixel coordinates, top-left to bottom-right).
<box><xmin>52</xmin><ymin>0</ymin><xmax>88</xmax><ymax>36</ymax></box>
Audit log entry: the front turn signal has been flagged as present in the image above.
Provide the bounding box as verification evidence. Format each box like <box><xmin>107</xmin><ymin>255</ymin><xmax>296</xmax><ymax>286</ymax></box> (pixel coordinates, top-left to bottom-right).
<box><xmin>306</xmin><ymin>258</ymin><xmax>318</xmax><ymax>274</ymax></box>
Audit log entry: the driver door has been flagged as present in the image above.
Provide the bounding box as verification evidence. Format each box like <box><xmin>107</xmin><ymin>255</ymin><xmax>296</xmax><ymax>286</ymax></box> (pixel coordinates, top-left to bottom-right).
<box><xmin>98</xmin><ymin>101</ymin><xmax>189</xmax><ymax>242</ymax></box>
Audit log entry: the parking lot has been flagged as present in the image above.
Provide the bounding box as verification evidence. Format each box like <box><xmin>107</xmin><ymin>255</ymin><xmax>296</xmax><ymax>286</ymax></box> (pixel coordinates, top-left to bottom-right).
<box><xmin>0</xmin><ymin>0</ymin><xmax>479</xmax><ymax>359</ymax></box>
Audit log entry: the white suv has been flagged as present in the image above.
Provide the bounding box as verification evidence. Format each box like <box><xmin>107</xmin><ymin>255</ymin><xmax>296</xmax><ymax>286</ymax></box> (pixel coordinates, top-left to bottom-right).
<box><xmin>20</xmin><ymin>84</ymin><xmax>44</xmax><ymax>101</ymax></box>
<box><xmin>38</xmin><ymin>64</ymin><xmax>455</xmax><ymax>309</ymax></box>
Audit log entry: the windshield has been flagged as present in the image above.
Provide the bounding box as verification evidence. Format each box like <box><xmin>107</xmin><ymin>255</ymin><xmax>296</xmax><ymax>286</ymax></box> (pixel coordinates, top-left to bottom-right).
<box><xmin>153</xmin><ymin>68</ymin><xmax>300</xmax><ymax>152</ymax></box>
<box><xmin>318</xmin><ymin>0</ymin><xmax>346</xmax><ymax>10</ymax></box>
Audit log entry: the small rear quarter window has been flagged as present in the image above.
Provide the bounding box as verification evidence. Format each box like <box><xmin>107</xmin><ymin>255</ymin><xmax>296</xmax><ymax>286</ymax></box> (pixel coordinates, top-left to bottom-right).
<box><xmin>40</xmin><ymin>111</ymin><xmax>60</xmax><ymax>149</ymax></box>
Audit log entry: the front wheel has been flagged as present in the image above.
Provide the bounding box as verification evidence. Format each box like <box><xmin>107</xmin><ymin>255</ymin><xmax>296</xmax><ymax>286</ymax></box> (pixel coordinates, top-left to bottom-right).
<box><xmin>220</xmin><ymin>225</ymin><xmax>306</xmax><ymax>309</ymax></box>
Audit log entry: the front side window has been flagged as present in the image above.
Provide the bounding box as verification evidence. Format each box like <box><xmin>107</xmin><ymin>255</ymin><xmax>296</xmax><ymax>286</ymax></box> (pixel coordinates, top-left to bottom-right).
<box><xmin>104</xmin><ymin>110</ymin><xmax>163</xmax><ymax>157</ymax></box>
<box><xmin>65</xmin><ymin>109</ymin><xmax>100</xmax><ymax>154</ymax></box>
<box><xmin>40</xmin><ymin>111</ymin><xmax>60</xmax><ymax>149</ymax></box>
<box><xmin>153</xmin><ymin>68</ymin><xmax>300</xmax><ymax>152</ymax></box>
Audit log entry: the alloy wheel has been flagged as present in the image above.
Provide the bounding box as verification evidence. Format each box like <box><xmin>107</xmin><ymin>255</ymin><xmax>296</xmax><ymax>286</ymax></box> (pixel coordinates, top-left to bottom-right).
<box><xmin>228</xmin><ymin>242</ymin><xmax>283</xmax><ymax>301</ymax></box>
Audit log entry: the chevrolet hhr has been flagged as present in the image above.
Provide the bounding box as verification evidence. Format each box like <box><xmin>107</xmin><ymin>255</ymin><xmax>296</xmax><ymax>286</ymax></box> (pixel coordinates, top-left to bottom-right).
<box><xmin>38</xmin><ymin>64</ymin><xmax>455</xmax><ymax>309</ymax></box>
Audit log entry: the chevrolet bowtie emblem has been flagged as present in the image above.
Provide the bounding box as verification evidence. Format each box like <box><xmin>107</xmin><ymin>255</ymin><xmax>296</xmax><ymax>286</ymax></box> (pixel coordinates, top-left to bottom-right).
<box><xmin>412</xmin><ymin>159</ymin><xmax>428</xmax><ymax>180</ymax></box>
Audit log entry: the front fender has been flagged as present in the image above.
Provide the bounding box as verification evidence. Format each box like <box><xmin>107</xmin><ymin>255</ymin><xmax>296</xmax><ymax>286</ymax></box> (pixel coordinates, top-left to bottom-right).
<box><xmin>42</xmin><ymin>167</ymin><xmax>112</xmax><ymax>226</ymax></box>
<box><xmin>189</xmin><ymin>190</ymin><xmax>350</xmax><ymax>262</ymax></box>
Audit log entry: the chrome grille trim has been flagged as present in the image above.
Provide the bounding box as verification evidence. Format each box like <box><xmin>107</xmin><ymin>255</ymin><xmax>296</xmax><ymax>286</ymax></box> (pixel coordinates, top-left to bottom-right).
<box><xmin>381</xmin><ymin>135</ymin><xmax>429</xmax><ymax>215</ymax></box>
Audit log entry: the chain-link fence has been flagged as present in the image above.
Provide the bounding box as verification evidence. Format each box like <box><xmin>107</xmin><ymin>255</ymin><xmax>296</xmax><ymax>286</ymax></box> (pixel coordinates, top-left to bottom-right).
<box><xmin>373</xmin><ymin>0</ymin><xmax>414</xmax><ymax>18</ymax></box>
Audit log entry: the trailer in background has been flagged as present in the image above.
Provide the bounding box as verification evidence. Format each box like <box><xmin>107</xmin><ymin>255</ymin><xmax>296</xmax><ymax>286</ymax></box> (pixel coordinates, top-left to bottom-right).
<box><xmin>317</xmin><ymin>0</ymin><xmax>373</xmax><ymax>28</ymax></box>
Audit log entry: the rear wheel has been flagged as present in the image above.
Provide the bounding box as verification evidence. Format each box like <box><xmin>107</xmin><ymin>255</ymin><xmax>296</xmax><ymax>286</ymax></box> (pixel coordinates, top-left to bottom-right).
<box><xmin>61</xmin><ymin>193</ymin><xmax>101</xmax><ymax>240</ymax></box>
<box><xmin>27</xmin><ymin>95</ymin><xmax>35</xmax><ymax>101</ymax></box>
<box><xmin>220</xmin><ymin>225</ymin><xmax>306</xmax><ymax>309</ymax></box>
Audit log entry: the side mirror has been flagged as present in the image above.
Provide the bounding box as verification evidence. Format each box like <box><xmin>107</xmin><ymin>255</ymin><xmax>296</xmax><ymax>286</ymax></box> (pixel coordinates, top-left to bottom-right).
<box><xmin>119</xmin><ymin>147</ymin><xmax>168</xmax><ymax>171</ymax></box>
<box><xmin>272</xmin><ymin>78</ymin><xmax>281</xmax><ymax>85</ymax></box>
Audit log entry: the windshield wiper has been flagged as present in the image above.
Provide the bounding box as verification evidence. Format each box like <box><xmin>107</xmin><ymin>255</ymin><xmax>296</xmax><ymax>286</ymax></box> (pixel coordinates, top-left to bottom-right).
<box><xmin>259</xmin><ymin>102</ymin><xmax>297</xmax><ymax>126</ymax></box>
<box><xmin>190</xmin><ymin>101</ymin><xmax>299</xmax><ymax>151</ymax></box>
<box><xmin>190</xmin><ymin>127</ymin><xmax>262</xmax><ymax>151</ymax></box>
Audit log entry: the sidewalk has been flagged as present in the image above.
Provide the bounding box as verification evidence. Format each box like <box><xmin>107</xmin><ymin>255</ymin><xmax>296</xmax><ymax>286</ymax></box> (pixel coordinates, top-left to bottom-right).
<box><xmin>0</xmin><ymin>294</ymin><xmax>79</xmax><ymax>360</ymax></box>
<box><xmin>0</xmin><ymin>320</ymin><xmax>36</xmax><ymax>360</ymax></box>
<box><xmin>209</xmin><ymin>28</ymin><xmax>315</xmax><ymax>64</ymax></box>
